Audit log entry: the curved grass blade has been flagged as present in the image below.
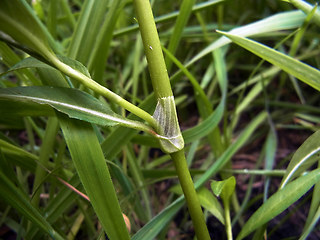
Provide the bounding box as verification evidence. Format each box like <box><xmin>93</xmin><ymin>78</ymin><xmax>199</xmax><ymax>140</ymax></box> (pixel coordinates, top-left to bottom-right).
<box><xmin>0</xmin><ymin>171</ymin><xmax>64</xmax><ymax>240</ymax></box>
<box><xmin>186</xmin><ymin>10</ymin><xmax>306</xmax><ymax>67</ymax></box>
<box><xmin>236</xmin><ymin>168</ymin><xmax>320</xmax><ymax>240</ymax></box>
<box><xmin>288</xmin><ymin>0</ymin><xmax>320</xmax><ymax>27</ymax></box>
<box><xmin>216</xmin><ymin>30</ymin><xmax>320</xmax><ymax>91</ymax></box>
<box><xmin>59</xmin><ymin>115</ymin><xmax>130</xmax><ymax>240</ymax></box>
<box><xmin>0</xmin><ymin>86</ymin><xmax>154</xmax><ymax>134</ymax></box>
<box><xmin>300</xmin><ymin>204</ymin><xmax>320</xmax><ymax>240</ymax></box>
<box><xmin>280</xmin><ymin>130</ymin><xmax>320</xmax><ymax>189</ymax></box>
<box><xmin>0</xmin><ymin>0</ymin><xmax>55</xmax><ymax>60</ymax></box>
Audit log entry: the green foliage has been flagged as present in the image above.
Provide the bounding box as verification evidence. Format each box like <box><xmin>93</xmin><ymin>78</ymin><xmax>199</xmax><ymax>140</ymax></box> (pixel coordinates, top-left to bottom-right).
<box><xmin>1</xmin><ymin>0</ymin><xmax>320</xmax><ymax>239</ymax></box>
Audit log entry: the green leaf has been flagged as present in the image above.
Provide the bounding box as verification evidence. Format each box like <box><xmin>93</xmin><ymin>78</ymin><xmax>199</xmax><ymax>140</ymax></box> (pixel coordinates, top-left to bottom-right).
<box><xmin>0</xmin><ymin>86</ymin><xmax>153</xmax><ymax>133</ymax></box>
<box><xmin>211</xmin><ymin>176</ymin><xmax>236</xmax><ymax>203</ymax></box>
<box><xmin>58</xmin><ymin>115</ymin><xmax>130</xmax><ymax>240</ymax></box>
<box><xmin>0</xmin><ymin>0</ymin><xmax>55</xmax><ymax>59</ymax></box>
<box><xmin>288</xmin><ymin>0</ymin><xmax>320</xmax><ymax>27</ymax></box>
<box><xmin>0</xmin><ymin>171</ymin><xmax>64</xmax><ymax>240</ymax></box>
<box><xmin>280</xmin><ymin>130</ymin><xmax>320</xmax><ymax>188</ymax></box>
<box><xmin>0</xmin><ymin>57</ymin><xmax>54</xmax><ymax>78</ymax></box>
<box><xmin>187</xmin><ymin>10</ymin><xmax>306</xmax><ymax>67</ymax></box>
<box><xmin>0</xmin><ymin>56</ymin><xmax>90</xmax><ymax>79</ymax></box>
<box><xmin>197</xmin><ymin>187</ymin><xmax>225</xmax><ymax>225</ymax></box>
<box><xmin>236</xmin><ymin>168</ymin><xmax>320</xmax><ymax>240</ymax></box>
<box><xmin>216</xmin><ymin>30</ymin><xmax>320</xmax><ymax>91</ymax></box>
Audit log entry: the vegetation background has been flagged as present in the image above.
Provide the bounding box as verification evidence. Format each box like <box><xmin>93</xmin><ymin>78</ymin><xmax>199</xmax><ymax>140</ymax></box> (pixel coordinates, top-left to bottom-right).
<box><xmin>0</xmin><ymin>0</ymin><xmax>320</xmax><ymax>239</ymax></box>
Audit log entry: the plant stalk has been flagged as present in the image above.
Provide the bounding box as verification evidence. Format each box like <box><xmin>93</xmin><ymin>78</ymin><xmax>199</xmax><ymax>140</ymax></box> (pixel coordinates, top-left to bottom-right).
<box><xmin>171</xmin><ymin>150</ymin><xmax>211</xmax><ymax>240</ymax></box>
<box><xmin>133</xmin><ymin>0</ymin><xmax>210</xmax><ymax>238</ymax></box>
<box><xmin>224</xmin><ymin>200</ymin><xmax>233</xmax><ymax>240</ymax></box>
<box><xmin>48</xmin><ymin>55</ymin><xmax>158</xmax><ymax>129</ymax></box>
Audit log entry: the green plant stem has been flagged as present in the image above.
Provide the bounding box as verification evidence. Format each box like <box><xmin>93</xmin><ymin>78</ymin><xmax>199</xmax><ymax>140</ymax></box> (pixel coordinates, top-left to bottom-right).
<box><xmin>133</xmin><ymin>0</ymin><xmax>209</xmax><ymax>238</ymax></box>
<box><xmin>132</xmin><ymin>0</ymin><xmax>173</xmax><ymax>99</ymax></box>
<box><xmin>171</xmin><ymin>150</ymin><xmax>211</xmax><ymax>240</ymax></box>
<box><xmin>48</xmin><ymin>55</ymin><xmax>158</xmax><ymax>129</ymax></box>
<box><xmin>224</xmin><ymin>201</ymin><xmax>233</xmax><ymax>240</ymax></box>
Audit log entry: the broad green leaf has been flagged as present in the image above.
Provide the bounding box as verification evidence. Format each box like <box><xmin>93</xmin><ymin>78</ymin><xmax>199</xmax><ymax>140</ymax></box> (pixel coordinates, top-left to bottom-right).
<box><xmin>211</xmin><ymin>176</ymin><xmax>236</xmax><ymax>203</ymax></box>
<box><xmin>216</xmin><ymin>30</ymin><xmax>320</xmax><ymax>91</ymax></box>
<box><xmin>0</xmin><ymin>171</ymin><xmax>64</xmax><ymax>240</ymax></box>
<box><xmin>197</xmin><ymin>187</ymin><xmax>225</xmax><ymax>225</ymax></box>
<box><xmin>0</xmin><ymin>86</ymin><xmax>153</xmax><ymax>133</ymax></box>
<box><xmin>236</xmin><ymin>168</ymin><xmax>320</xmax><ymax>240</ymax></box>
<box><xmin>280</xmin><ymin>130</ymin><xmax>320</xmax><ymax>188</ymax></box>
<box><xmin>0</xmin><ymin>0</ymin><xmax>55</xmax><ymax>60</ymax></box>
<box><xmin>288</xmin><ymin>0</ymin><xmax>320</xmax><ymax>27</ymax></box>
<box><xmin>59</xmin><ymin>115</ymin><xmax>130</xmax><ymax>240</ymax></box>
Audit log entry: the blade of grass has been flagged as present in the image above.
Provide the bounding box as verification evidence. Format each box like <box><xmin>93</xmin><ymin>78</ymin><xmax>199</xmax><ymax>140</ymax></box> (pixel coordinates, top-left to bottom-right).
<box><xmin>236</xmin><ymin>168</ymin><xmax>320</xmax><ymax>240</ymax></box>
<box><xmin>0</xmin><ymin>171</ymin><xmax>64</xmax><ymax>240</ymax></box>
<box><xmin>0</xmin><ymin>86</ymin><xmax>155</xmax><ymax>134</ymax></box>
<box><xmin>216</xmin><ymin>30</ymin><xmax>320</xmax><ymax>91</ymax></box>
<box><xmin>288</xmin><ymin>0</ymin><xmax>320</xmax><ymax>27</ymax></box>
<box><xmin>280</xmin><ymin>130</ymin><xmax>320</xmax><ymax>189</ymax></box>
<box><xmin>165</xmin><ymin>0</ymin><xmax>196</xmax><ymax>73</ymax></box>
<box><xmin>59</xmin><ymin>115</ymin><xmax>130</xmax><ymax>240</ymax></box>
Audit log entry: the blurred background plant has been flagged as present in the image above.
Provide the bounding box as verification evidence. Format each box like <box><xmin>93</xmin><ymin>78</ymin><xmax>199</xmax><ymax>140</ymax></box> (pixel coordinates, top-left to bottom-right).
<box><xmin>0</xmin><ymin>0</ymin><xmax>320</xmax><ymax>239</ymax></box>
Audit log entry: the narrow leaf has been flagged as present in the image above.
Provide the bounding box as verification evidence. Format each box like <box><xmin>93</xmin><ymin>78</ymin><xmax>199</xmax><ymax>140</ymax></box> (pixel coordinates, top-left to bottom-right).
<box><xmin>0</xmin><ymin>86</ymin><xmax>154</xmax><ymax>133</ymax></box>
<box><xmin>187</xmin><ymin>10</ymin><xmax>306</xmax><ymax>67</ymax></box>
<box><xmin>0</xmin><ymin>171</ymin><xmax>64</xmax><ymax>240</ymax></box>
<box><xmin>280</xmin><ymin>130</ymin><xmax>320</xmax><ymax>188</ymax></box>
<box><xmin>0</xmin><ymin>0</ymin><xmax>54</xmax><ymax>59</ymax></box>
<box><xmin>217</xmin><ymin>30</ymin><xmax>320</xmax><ymax>91</ymax></box>
<box><xmin>236</xmin><ymin>168</ymin><xmax>320</xmax><ymax>240</ymax></box>
<box><xmin>289</xmin><ymin>0</ymin><xmax>320</xmax><ymax>27</ymax></box>
<box><xmin>59</xmin><ymin>115</ymin><xmax>130</xmax><ymax>240</ymax></box>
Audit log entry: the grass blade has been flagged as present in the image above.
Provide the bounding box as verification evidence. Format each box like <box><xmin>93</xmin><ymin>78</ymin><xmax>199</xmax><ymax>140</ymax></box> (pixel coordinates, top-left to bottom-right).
<box><xmin>288</xmin><ymin>0</ymin><xmax>320</xmax><ymax>27</ymax></box>
<box><xmin>280</xmin><ymin>130</ymin><xmax>320</xmax><ymax>188</ymax></box>
<box><xmin>236</xmin><ymin>168</ymin><xmax>320</xmax><ymax>240</ymax></box>
<box><xmin>0</xmin><ymin>86</ymin><xmax>154</xmax><ymax>133</ymax></box>
<box><xmin>217</xmin><ymin>30</ymin><xmax>320</xmax><ymax>91</ymax></box>
<box><xmin>0</xmin><ymin>171</ymin><xmax>64</xmax><ymax>240</ymax></box>
<box><xmin>59</xmin><ymin>115</ymin><xmax>130</xmax><ymax>240</ymax></box>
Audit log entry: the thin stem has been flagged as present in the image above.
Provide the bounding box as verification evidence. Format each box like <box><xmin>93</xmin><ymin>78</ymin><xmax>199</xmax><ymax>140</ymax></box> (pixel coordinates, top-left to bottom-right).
<box><xmin>48</xmin><ymin>55</ymin><xmax>158</xmax><ymax>129</ymax></box>
<box><xmin>171</xmin><ymin>150</ymin><xmax>211</xmax><ymax>240</ymax></box>
<box><xmin>133</xmin><ymin>0</ymin><xmax>173</xmax><ymax>99</ymax></box>
<box><xmin>224</xmin><ymin>200</ymin><xmax>233</xmax><ymax>240</ymax></box>
<box><xmin>133</xmin><ymin>0</ymin><xmax>210</xmax><ymax>238</ymax></box>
